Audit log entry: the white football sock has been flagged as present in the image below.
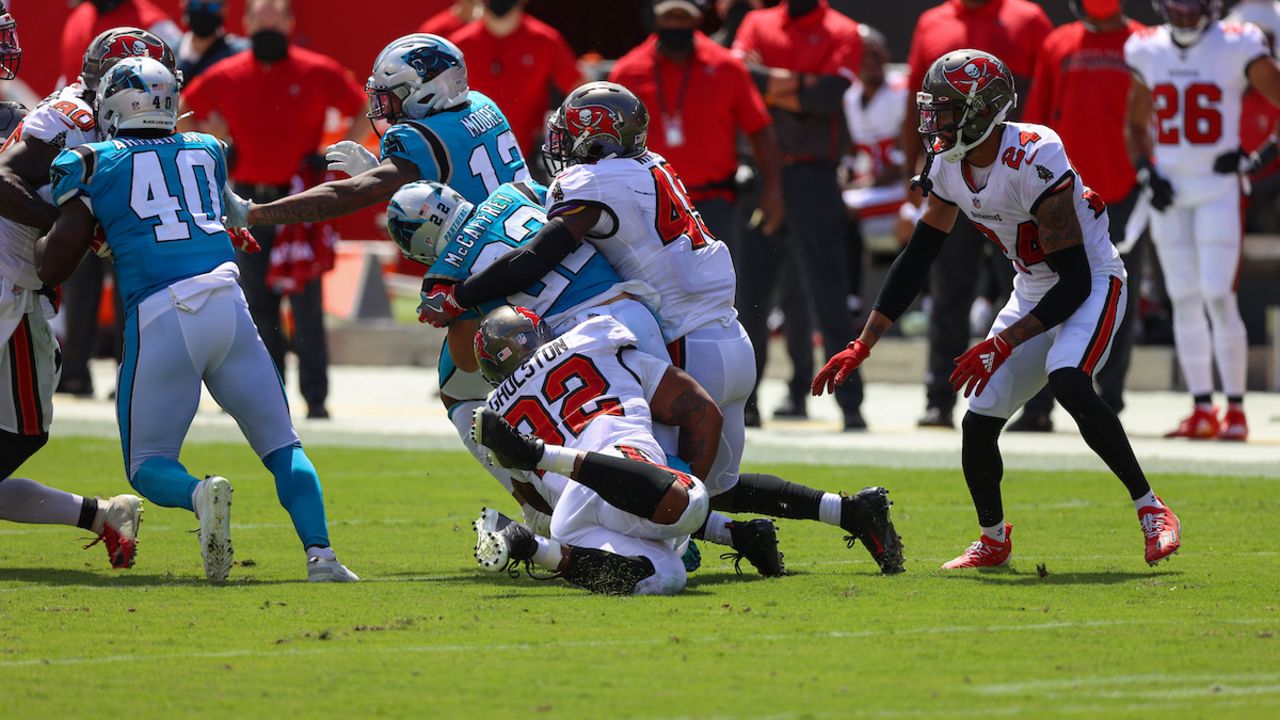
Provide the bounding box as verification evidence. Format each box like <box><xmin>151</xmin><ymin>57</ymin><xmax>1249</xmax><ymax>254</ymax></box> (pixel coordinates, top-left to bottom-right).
<box><xmin>1170</xmin><ymin>296</ymin><xmax>1215</xmax><ymax>398</ymax></box>
<box><xmin>981</xmin><ymin>521</ymin><xmax>1006</xmax><ymax>543</ymax></box>
<box><xmin>0</xmin><ymin>478</ymin><xmax>86</xmax><ymax>527</ymax></box>
<box><xmin>530</xmin><ymin>535</ymin><xmax>563</xmax><ymax>570</ymax></box>
<box><xmin>818</xmin><ymin>493</ymin><xmax>843</xmax><ymax>526</ymax></box>
<box><xmin>700</xmin><ymin>511</ymin><xmax>733</xmax><ymax>546</ymax></box>
<box><xmin>538</xmin><ymin>445</ymin><xmax>582</xmax><ymax>476</ymax></box>
<box><xmin>1134</xmin><ymin>491</ymin><xmax>1163</xmax><ymax>511</ymax></box>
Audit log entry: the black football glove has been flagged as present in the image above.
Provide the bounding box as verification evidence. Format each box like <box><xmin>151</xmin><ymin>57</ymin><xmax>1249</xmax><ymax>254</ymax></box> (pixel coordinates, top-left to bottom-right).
<box><xmin>1135</xmin><ymin>157</ymin><xmax>1175</xmax><ymax>212</ymax></box>
<box><xmin>1212</xmin><ymin>140</ymin><xmax>1279</xmax><ymax>177</ymax></box>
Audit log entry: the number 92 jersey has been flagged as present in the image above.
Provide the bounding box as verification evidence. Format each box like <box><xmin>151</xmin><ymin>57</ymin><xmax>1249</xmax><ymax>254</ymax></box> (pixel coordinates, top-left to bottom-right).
<box><xmin>50</xmin><ymin>132</ymin><xmax>235</xmax><ymax>312</ymax></box>
<box><xmin>380</xmin><ymin>90</ymin><xmax>531</xmax><ymax>205</ymax></box>
<box><xmin>1125</xmin><ymin>22</ymin><xmax>1268</xmax><ymax>181</ymax></box>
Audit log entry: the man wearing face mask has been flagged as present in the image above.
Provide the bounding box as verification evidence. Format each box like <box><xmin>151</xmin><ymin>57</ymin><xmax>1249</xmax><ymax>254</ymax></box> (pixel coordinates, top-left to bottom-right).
<box><xmin>176</xmin><ymin>0</ymin><xmax>249</xmax><ymax>82</ymax></box>
<box><xmin>178</xmin><ymin>0</ymin><xmax>369</xmax><ymax>419</ymax></box>
<box><xmin>450</xmin><ymin>0</ymin><xmax>587</xmax><ymax>161</ymax></box>
<box><xmin>58</xmin><ymin>0</ymin><xmax>181</xmax><ymax>88</ymax></box>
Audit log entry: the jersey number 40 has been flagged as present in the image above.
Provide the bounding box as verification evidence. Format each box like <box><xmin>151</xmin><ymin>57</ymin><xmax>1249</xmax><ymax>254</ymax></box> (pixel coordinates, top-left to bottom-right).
<box><xmin>129</xmin><ymin>149</ymin><xmax>224</xmax><ymax>241</ymax></box>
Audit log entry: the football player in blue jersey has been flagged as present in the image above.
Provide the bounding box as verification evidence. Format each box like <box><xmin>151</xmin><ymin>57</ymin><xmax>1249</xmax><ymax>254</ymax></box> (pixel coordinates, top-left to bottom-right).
<box><xmin>221</xmin><ymin>33</ymin><xmax>528</xmax><ymax>228</ymax></box>
<box><xmin>35</xmin><ymin>57</ymin><xmax>357</xmax><ymax>584</ymax></box>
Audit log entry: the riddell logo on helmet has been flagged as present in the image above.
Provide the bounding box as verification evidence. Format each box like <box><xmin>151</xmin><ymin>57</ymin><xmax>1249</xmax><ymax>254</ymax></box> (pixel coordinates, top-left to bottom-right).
<box><xmin>103</xmin><ymin>34</ymin><xmax>164</xmax><ymax>62</ymax></box>
<box><xmin>567</xmin><ymin>104</ymin><xmax>624</xmax><ymax>142</ymax></box>
<box><xmin>943</xmin><ymin>57</ymin><xmax>1003</xmax><ymax>95</ymax></box>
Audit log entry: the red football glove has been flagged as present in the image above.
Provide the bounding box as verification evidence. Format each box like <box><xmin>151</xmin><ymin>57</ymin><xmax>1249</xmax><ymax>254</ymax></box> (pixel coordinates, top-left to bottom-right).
<box><xmin>88</xmin><ymin>227</ymin><xmax>111</xmax><ymax>258</ymax></box>
<box><xmin>228</xmin><ymin>227</ymin><xmax>261</xmax><ymax>254</ymax></box>
<box><xmin>949</xmin><ymin>335</ymin><xmax>1012</xmax><ymax>398</ymax></box>
<box><xmin>811</xmin><ymin>339</ymin><xmax>870</xmax><ymax>396</ymax></box>
<box><xmin>418</xmin><ymin>282</ymin><xmax>465</xmax><ymax>327</ymax></box>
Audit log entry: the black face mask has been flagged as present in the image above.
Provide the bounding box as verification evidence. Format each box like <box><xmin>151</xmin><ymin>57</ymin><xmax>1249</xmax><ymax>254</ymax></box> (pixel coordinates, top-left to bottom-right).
<box><xmin>657</xmin><ymin>27</ymin><xmax>695</xmax><ymax>53</ymax></box>
<box><xmin>487</xmin><ymin>0</ymin><xmax>521</xmax><ymax>17</ymax></box>
<box><xmin>787</xmin><ymin>0</ymin><xmax>819</xmax><ymax>17</ymax></box>
<box><xmin>187</xmin><ymin>10</ymin><xmax>223</xmax><ymax>39</ymax></box>
<box><xmin>90</xmin><ymin>0</ymin><xmax>127</xmax><ymax>12</ymax></box>
<box><xmin>251</xmin><ymin>30</ymin><xmax>288</xmax><ymax>63</ymax></box>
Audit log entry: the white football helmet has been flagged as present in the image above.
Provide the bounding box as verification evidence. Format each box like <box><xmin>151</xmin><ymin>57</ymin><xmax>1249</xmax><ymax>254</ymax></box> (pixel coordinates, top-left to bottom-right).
<box><xmin>386</xmin><ymin>180</ymin><xmax>474</xmax><ymax>265</ymax></box>
<box><xmin>367</xmin><ymin>34</ymin><xmax>468</xmax><ymax>123</ymax></box>
<box><xmin>96</xmin><ymin>56</ymin><xmax>179</xmax><ymax>138</ymax></box>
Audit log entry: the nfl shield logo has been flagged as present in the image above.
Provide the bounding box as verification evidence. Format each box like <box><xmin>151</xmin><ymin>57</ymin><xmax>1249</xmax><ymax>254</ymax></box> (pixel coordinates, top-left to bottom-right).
<box><xmin>972</xmin><ymin>197</ymin><xmax>981</xmax><ymax>208</ymax></box>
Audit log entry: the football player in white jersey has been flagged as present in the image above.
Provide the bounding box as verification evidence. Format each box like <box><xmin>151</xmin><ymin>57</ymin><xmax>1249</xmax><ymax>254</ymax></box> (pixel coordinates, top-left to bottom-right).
<box><xmin>419</xmin><ymin>82</ymin><xmax>905</xmax><ymax>574</ymax></box>
<box><xmin>815</xmin><ymin>50</ymin><xmax>1182</xmax><ymax>569</ymax></box>
<box><xmin>1124</xmin><ymin>0</ymin><xmax>1280</xmax><ymax>440</ymax></box>
<box><xmin>0</xmin><ymin>22</ymin><xmax>174</xmax><ymax>568</ymax></box>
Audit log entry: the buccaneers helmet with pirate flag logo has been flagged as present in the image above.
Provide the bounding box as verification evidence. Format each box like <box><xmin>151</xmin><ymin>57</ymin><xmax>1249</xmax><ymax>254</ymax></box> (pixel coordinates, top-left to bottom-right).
<box><xmin>917</xmin><ymin>49</ymin><xmax>1017</xmax><ymax>164</ymax></box>
<box><xmin>81</xmin><ymin>27</ymin><xmax>180</xmax><ymax>92</ymax></box>
<box><xmin>474</xmin><ymin>306</ymin><xmax>555</xmax><ymax>386</ymax></box>
<box><xmin>543</xmin><ymin>81</ymin><xmax>649</xmax><ymax>174</ymax></box>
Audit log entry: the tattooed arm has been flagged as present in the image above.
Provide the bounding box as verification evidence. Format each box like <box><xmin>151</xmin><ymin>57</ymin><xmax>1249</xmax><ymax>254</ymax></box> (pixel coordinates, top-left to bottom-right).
<box><xmin>245</xmin><ymin>156</ymin><xmax>418</xmax><ymax>226</ymax></box>
<box><xmin>649</xmin><ymin>365</ymin><xmax>723</xmax><ymax>482</ymax></box>
<box><xmin>998</xmin><ymin>185</ymin><xmax>1091</xmax><ymax>348</ymax></box>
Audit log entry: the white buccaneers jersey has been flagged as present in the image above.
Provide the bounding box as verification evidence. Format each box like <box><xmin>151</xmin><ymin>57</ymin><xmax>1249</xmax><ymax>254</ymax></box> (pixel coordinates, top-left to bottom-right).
<box><xmin>930</xmin><ymin>122</ymin><xmax>1125</xmax><ymax>300</ymax></box>
<box><xmin>0</xmin><ymin>84</ymin><xmax>99</xmax><ymax>290</ymax></box>
<box><xmin>843</xmin><ymin>70</ymin><xmax>908</xmax><ymax>182</ymax></box>
<box><xmin>1125</xmin><ymin>22</ymin><xmax>1268</xmax><ymax>180</ymax></box>
<box><xmin>548</xmin><ymin>151</ymin><xmax>738</xmax><ymax>342</ymax></box>
<box><xmin>484</xmin><ymin>315</ymin><xmax>672</xmax><ymax>495</ymax></box>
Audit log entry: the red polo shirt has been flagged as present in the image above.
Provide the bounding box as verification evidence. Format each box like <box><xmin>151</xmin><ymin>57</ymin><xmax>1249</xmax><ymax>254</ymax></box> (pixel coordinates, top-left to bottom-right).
<box><xmin>1024</xmin><ymin>21</ymin><xmax>1144</xmax><ymax>204</ymax></box>
<box><xmin>59</xmin><ymin>0</ymin><xmax>177</xmax><ymax>85</ymax></box>
<box><xmin>610</xmin><ymin>33</ymin><xmax>771</xmax><ymax>202</ymax></box>
<box><xmin>418</xmin><ymin>9</ymin><xmax>473</xmax><ymax>39</ymax></box>
<box><xmin>906</xmin><ymin>0</ymin><xmax>1052</xmax><ymax>98</ymax></box>
<box><xmin>451</xmin><ymin>16</ymin><xmax>581</xmax><ymax>157</ymax></box>
<box><xmin>733</xmin><ymin>0</ymin><xmax>861</xmax><ymax>78</ymax></box>
<box><xmin>182</xmin><ymin>47</ymin><xmax>366</xmax><ymax>186</ymax></box>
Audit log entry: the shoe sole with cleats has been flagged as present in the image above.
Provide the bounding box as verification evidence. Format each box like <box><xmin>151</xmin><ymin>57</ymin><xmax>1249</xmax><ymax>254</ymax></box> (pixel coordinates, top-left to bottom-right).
<box><xmin>473</xmin><ymin>507</ymin><xmax>511</xmax><ymax>572</ymax></box>
<box><xmin>196</xmin><ymin>477</ymin><xmax>233</xmax><ymax>583</ymax></box>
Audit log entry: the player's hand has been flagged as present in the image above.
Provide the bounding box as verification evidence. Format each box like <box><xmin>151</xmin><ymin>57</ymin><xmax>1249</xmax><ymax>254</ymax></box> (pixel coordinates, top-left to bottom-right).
<box><xmin>949</xmin><ymin>335</ymin><xmax>1012</xmax><ymax>398</ymax></box>
<box><xmin>325</xmin><ymin>140</ymin><xmax>379</xmax><ymax>177</ymax></box>
<box><xmin>221</xmin><ymin>186</ymin><xmax>253</xmax><ymax>228</ymax></box>
<box><xmin>417</xmin><ymin>282</ymin><xmax>464</xmax><ymax>327</ymax></box>
<box><xmin>759</xmin><ymin>186</ymin><xmax>784</xmax><ymax>235</ymax></box>
<box><xmin>1136</xmin><ymin>159</ymin><xmax>1174</xmax><ymax>212</ymax></box>
<box><xmin>1212</xmin><ymin>149</ymin><xmax>1246</xmax><ymax>175</ymax></box>
<box><xmin>89</xmin><ymin>228</ymin><xmax>112</xmax><ymax>258</ymax></box>
<box><xmin>811</xmin><ymin>339</ymin><xmax>870</xmax><ymax>396</ymax></box>
<box><xmin>228</xmin><ymin>227</ymin><xmax>261</xmax><ymax>254</ymax></box>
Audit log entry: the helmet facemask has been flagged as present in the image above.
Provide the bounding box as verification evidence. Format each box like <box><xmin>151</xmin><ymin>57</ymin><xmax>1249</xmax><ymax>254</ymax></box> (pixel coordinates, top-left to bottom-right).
<box><xmin>542</xmin><ymin>108</ymin><xmax>574</xmax><ymax>176</ymax></box>
<box><xmin>0</xmin><ymin>12</ymin><xmax>20</xmax><ymax>81</ymax></box>
<box><xmin>1157</xmin><ymin>0</ymin><xmax>1220</xmax><ymax>46</ymax></box>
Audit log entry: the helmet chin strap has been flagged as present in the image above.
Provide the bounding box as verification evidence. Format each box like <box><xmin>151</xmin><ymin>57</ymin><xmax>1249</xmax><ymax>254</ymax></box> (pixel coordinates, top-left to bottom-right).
<box><xmin>940</xmin><ymin>98</ymin><xmax>1013</xmax><ymax>163</ymax></box>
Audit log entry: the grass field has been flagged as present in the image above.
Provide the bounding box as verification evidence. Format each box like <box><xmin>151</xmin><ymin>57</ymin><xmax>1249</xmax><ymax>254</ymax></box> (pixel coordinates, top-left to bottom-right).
<box><xmin>2</xmin><ymin>436</ymin><xmax>1278</xmax><ymax>719</ymax></box>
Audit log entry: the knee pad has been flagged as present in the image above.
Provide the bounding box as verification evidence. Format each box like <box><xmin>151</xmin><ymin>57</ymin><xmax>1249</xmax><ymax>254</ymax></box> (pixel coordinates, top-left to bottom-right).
<box><xmin>575</xmin><ymin>452</ymin><xmax>676</xmax><ymax>519</ymax></box>
<box><xmin>1048</xmin><ymin>368</ymin><xmax>1094</xmax><ymax>415</ymax></box>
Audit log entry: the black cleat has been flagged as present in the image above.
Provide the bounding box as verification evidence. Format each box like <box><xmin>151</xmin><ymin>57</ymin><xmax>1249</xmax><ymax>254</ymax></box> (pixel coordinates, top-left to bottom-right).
<box><xmin>1007</xmin><ymin>409</ymin><xmax>1053</xmax><ymax>433</ymax></box>
<box><xmin>722</xmin><ymin>519</ymin><xmax>786</xmax><ymax>577</ymax></box>
<box><xmin>472</xmin><ymin>407</ymin><xmax>544</xmax><ymax>470</ymax></box>
<box><xmin>840</xmin><ymin>487</ymin><xmax>905</xmax><ymax>574</ymax></box>
<box><xmin>473</xmin><ymin>507</ymin><xmax>538</xmax><ymax>574</ymax></box>
<box><xmin>917</xmin><ymin>406</ymin><xmax>954</xmax><ymax>428</ymax></box>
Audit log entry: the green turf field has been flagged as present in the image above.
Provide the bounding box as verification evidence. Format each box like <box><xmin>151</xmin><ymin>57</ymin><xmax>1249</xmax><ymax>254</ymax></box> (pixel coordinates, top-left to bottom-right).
<box><xmin>2</xmin><ymin>436</ymin><xmax>1278</xmax><ymax>718</ymax></box>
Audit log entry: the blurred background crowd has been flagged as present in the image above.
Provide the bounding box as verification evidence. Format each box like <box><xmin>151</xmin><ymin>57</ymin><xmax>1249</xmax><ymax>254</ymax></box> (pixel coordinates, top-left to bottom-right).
<box><xmin>12</xmin><ymin>0</ymin><xmax>1280</xmax><ymax>430</ymax></box>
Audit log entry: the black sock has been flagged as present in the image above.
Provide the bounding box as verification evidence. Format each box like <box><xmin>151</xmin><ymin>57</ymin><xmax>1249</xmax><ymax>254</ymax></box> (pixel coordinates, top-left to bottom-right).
<box><xmin>1227</xmin><ymin>395</ymin><xmax>1243</xmax><ymax>406</ymax></box>
<box><xmin>562</xmin><ymin>546</ymin><xmax>656</xmax><ymax>595</ymax></box>
<box><xmin>1049</xmin><ymin>369</ymin><xmax>1151</xmax><ymax>500</ymax></box>
<box><xmin>574</xmin><ymin>451</ymin><xmax>676</xmax><ymax>519</ymax></box>
<box><xmin>1193</xmin><ymin>393</ymin><xmax>1212</xmax><ymax>406</ymax></box>
<box><xmin>726</xmin><ymin>473</ymin><xmax>823</xmax><ymax>520</ymax></box>
<box><xmin>77</xmin><ymin>496</ymin><xmax>98</xmax><ymax>531</ymax></box>
<box><xmin>961</xmin><ymin>411</ymin><xmax>1006</xmax><ymax>527</ymax></box>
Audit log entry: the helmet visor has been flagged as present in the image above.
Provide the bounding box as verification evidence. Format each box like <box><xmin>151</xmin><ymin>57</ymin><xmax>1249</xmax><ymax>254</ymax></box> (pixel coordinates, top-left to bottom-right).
<box><xmin>917</xmin><ymin>91</ymin><xmax>961</xmax><ymax>154</ymax></box>
<box><xmin>542</xmin><ymin>113</ymin><xmax>573</xmax><ymax>175</ymax></box>
<box><xmin>366</xmin><ymin>79</ymin><xmax>403</xmax><ymax>121</ymax></box>
<box><xmin>0</xmin><ymin>15</ymin><xmax>19</xmax><ymax>81</ymax></box>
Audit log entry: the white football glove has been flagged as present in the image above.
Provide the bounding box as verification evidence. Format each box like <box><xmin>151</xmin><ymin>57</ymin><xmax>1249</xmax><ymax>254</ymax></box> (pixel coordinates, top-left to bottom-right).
<box><xmin>325</xmin><ymin>140</ymin><xmax>379</xmax><ymax>177</ymax></box>
<box><xmin>221</xmin><ymin>185</ymin><xmax>253</xmax><ymax>228</ymax></box>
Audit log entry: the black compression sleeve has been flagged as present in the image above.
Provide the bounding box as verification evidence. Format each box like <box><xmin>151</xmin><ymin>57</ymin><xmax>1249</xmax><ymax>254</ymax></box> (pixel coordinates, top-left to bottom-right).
<box><xmin>871</xmin><ymin>221</ymin><xmax>949</xmax><ymax>321</ymax></box>
<box><xmin>1028</xmin><ymin>243</ymin><xmax>1091</xmax><ymax>330</ymax></box>
<box><xmin>454</xmin><ymin>217</ymin><xmax>579</xmax><ymax>308</ymax></box>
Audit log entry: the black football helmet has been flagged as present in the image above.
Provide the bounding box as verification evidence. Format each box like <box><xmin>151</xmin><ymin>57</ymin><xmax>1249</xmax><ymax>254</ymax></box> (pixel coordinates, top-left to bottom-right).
<box><xmin>474</xmin><ymin>306</ymin><xmax>554</xmax><ymax>386</ymax></box>
<box><xmin>81</xmin><ymin>26</ymin><xmax>180</xmax><ymax>92</ymax></box>
<box><xmin>543</xmin><ymin>81</ymin><xmax>648</xmax><ymax>175</ymax></box>
<box><xmin>916</xmin><ymin>49</ymin><xmax>1017</xmax><ymax>163</ymax></box>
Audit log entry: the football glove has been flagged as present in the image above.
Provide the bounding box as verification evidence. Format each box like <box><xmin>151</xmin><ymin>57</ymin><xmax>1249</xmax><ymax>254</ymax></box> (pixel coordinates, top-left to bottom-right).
<box><xmin>1135</xmin><ymin>158</ymin><xmax>1174</xmax><ymax>212</ymax></box>
<box><xmin>88</xmin><ymin>227</ymin><xmax>111</xmax><ymax>258</ymax></box>
<box><xmin>1213</xmin><ymin>140</ymin><xmax>1278</xmax><ymax>177</ymax></box>
<box><xmin>228</xmin><ymin>227</ymin><xmax>261</xmax><ymax>254</ymax></box>
<box><xmin>221</xmin><ymin>186</ymin><xmax>253</xmax><ymax>228</ymax></box>
<box><xmin>950</xmin><ymin>335</ymin><xmax>1012</xmax><ymax>398</ymax></box>
<box><xmin>324</xmin><ymin>140</ymin><xmax>379</xmax><ymax>177</ymax></box>
<box><xmin>418</xmin><ymin>282</ymin><xmax>464</xmax><ymax>327</ymax></box>
<box><xmin>811</xmin><ymin>339</ymin><xmax>870</xmax><ymax>396</ymax></box>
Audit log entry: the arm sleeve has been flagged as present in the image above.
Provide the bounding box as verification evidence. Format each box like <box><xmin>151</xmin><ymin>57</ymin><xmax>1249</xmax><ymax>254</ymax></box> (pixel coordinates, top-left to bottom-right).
<box><xmin>380</xmin><ymin>122</ymin><xmax>443</xmax><ymax>182</ymax></box>
<box><xmin>1028</xmin><ymin>244</ymin><xmax>1091</xmax><ymax>330</ymax></box>
<box><xmin>454</xmin><ymin>217</ymin><xmax>580</xmax><ymax>308</ymax></box>
<box><xmin>49</xmin><ymin>146</ymin><xmax>93</xmax><ymax>206</ymax></box>
<box><xmin>871</xmin><ymin>220</ymin><xmax>949</xmax><ymax>321</ymax></box>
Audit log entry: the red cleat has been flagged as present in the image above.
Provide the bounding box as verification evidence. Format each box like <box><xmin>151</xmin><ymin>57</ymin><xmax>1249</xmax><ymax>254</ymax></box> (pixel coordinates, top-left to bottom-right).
<box><xmin>941</xmin><ymin>523</ymin><xmax>1012</xmax><ymax>569</ymax></box>
<box><xmin>1164</xmin><ymin>407</ymin><xmax>1219</xmax><ymax>439</ymax></box>
<box><xmin>83</xmin><ymin>495</ymin><xmax>143</xmax><ymax>569</ymax></box>
<box><xmin>1219</xmin><ymin>407</ymin><xmax>1248</xmax><ymax>441</ymax></box>
<box><xmin>1139</xmin><ymin>501</ymin><xmax>1180</xmax><ymax>565</ymax></box>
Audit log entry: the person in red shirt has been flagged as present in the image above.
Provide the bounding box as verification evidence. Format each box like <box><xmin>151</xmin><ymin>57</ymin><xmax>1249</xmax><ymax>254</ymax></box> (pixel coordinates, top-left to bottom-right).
<box><xmin>450</xmin><ymin>0</ymin><xmax>586</xmax><ymax>161</ymax></box>
<box><xmin>59</xmin><ymin>0</ymin><xmax>181</xmax><ymax>87</ymax></box>
<box><xmin>899</xmin><ymin>0</ymin><xmax>1053</xmax><ymax>430</ymax></box>
<box><xmin>178</xmin><ymin>0</ymin><xmax>369</xmax><ymax>419</ymax></box>
<box><xmin>419</xmin><ymin>0</ymin><xmax>481</xmax><ymax>39</ymax></box>
<box><xmin>732</xmin><ymin>0</ymin><xmax>866</xmax><ymax>429</ymax></box>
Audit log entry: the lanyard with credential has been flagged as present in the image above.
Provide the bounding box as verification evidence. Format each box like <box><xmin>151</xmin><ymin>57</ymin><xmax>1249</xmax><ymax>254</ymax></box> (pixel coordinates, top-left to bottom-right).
<box><xmin>653</xmin><ymin>50</ymin><xmax>693</xmax><ymax>148</ymax></box>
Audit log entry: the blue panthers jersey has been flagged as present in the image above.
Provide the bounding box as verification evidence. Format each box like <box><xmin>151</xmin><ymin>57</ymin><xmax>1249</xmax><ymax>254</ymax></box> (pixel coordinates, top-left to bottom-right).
<box><xmin>425</xmin><ymin>181</ymin><xmax>625</xmax><ymax>322</ymax></box>
<box><xmin>380</xmin><ymin>91</ymin><xmax>528</xmax><ymax>205</ymax></box>
<box><xmin>50</xmin><ymin>132</ymin><xmax>235</xmax><ymax>313</ymax></box>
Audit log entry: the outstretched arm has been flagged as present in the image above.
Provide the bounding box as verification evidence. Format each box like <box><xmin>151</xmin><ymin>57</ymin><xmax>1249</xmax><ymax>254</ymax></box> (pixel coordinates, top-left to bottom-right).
<box><xmin>244</xmin><ymin>157</ymin><xmax>418</xmax><ymax>226</ymax></box>
<box><xmin>34</xmin><ymin>198</ymin><xmax>96</xmax><ymax>286</ymax></box>
<box><xmin>648</xmin><ymin>365</ymin><xmax>723</xmax><ymax>482</ymax></box>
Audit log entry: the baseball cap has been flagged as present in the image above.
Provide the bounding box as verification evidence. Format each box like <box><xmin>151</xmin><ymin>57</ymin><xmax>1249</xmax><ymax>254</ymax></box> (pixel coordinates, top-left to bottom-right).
<box><xmin>653</xmin><ymin>0</ymin><xmax>706</xmax><ymax>17</ymax></box>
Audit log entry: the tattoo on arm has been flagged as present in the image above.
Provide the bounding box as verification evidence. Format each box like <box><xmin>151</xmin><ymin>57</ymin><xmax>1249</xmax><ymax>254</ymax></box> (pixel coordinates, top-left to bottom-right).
<box><xmin>1035</xmin><ymin>188</ymin><xmax>1083</xmax><ymax>255</ymax></box>
<box><xmin>250</xmin><ymin>161</ymin><xmax>409</xmax><ymax>225</ymax></box>
<box><xmin>654</xmin><ymin>388</ymin><xmax>712</xmax><ymax>428</ymax></box>
<box><xmin>998</xmin><ymin>314</ymin><xmax>1046</xmax><ymax>349</ymax></box>
<box><xmin>860</xmin><ymin>313</ymin><xmax>893</xmax><ymax>344</ymax></box>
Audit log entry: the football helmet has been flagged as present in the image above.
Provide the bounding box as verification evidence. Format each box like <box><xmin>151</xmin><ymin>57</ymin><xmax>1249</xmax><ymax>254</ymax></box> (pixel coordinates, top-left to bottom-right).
<box><xmin>1153</xmin><ymin>0</ymin><xmax>1221</xmax><ymax>46</ymax></box>
<box><xmin>96</xmin><ymin>57</ymin><xmax>179</xmax><ymax>138</ymax></box>
<box><xmin>474</xmin><ymin>306</ymin><xmax>554</xmax><ymax>386</ymax></box>
<box><xmin>0</xmin><ymin>5</ymin><xmax>20</xmax><ymax>81</ymax></box>
<box><xmin>366</xmin><ymin>34</ymin><xmax>468</xmax><ymax>123</ymax></box>
<box><xmin>916</xmin><ymin>49</ymin><xmax>1017</xmax><ymax>163</ymax></box>
<box><xmin>385</xmin><ymin>180</ymin><xmax>474</xmax><ymax>265</ymax></box>
<box><xmin>81</xmin><ymin>26</ymin><xmax>180</xmax><ymax>92</ymax></box>
<box><xmin>543</xmin><ymin>81</ymin><xmax>649</xmax><ymax>175</ymax></box>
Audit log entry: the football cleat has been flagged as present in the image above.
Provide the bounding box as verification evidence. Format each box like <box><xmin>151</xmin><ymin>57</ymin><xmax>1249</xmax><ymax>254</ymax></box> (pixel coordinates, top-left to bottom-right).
<box><xmin>473</xmin><ymin>506</ymin><xmax>538</xmax><ymax>573</ymax></box>
<box><xmin>721</xmin><ymin>518</ymin><xmax>785</xmax><ymax>577</ymax></box>
<box><xmin>1139</xmin><ymin>501</ymin><xmax>1180</xmax><ymax>566</ymax></box>
<box><xmin>472</xmin><ymin>407</ymin><xmax>544</xmax><ymax>471</ymax></box>
<box><xmin>1219</xmin><ymin>407</ymin><xmax>1248</xmax><ymax>441</ymax></box>
<box><xmin>83</xmin><ymin>494</ymin><xmax>143</xmax><ymax>569</ymax></box>
<box><xmin>307</xmin><ymin>557</ymin><xmax>360</xmax><ymax>582</ymax></box>
<box><xmin>1164</xmin><ymin>407</ymin><xmax>1219</xmax><ymax>439</ymax></box>
<box><xmin>942</xmin><ymin>523</ymin><xmax>1013</xmax><ymax>569</ymax></box>
<box><xmin>193</xmin><ymin>476</ymin><xmax>233</xmax><ymax>583</ymax></box>
<box><xmin>841</xmin><ymin>487</ymin><xmax>905</xmax><ymax>574</ymax></box>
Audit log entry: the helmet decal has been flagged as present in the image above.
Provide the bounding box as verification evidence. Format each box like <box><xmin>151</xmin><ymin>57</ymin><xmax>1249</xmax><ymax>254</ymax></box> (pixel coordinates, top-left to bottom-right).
<box><xmin>102</xmin><ymin>33</ymin><xmax>166</xmax><ymax>64</ymax></box>
<box><xmin>567</xmin><ymin>104</ymin><xmax>625</xmax><ymax>144</ymax></box>
<box><xmin>402</xmin><ymin>44</ymin><xmax>456</xmax><ymax>80</ymax></box>
<box><xmin>942</xmin><ymin>56</ymin><xmax>1004</xmax><ymax>96</ymax></box>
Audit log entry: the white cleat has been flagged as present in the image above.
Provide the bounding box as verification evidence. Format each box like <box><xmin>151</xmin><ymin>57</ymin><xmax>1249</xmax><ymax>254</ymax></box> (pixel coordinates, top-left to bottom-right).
<box><xmin>97</xmin><ymin>494</ymin><xmax>143</xmax><ymax>569</ymax></box>
<box><xmin>307</xmin><ymin>557</ymin><xmax>360</xmax><ymax>582</ymax></box>
<box><xmin>193</xmin><ymin>476</ymin><xmax>233</xmax><ymax>583</ymax></box>
<box><xmin>472</xmin><ymin>506</ymin><xmax>526</xmax><ymax>572</ymax></box>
